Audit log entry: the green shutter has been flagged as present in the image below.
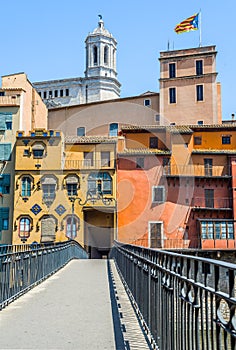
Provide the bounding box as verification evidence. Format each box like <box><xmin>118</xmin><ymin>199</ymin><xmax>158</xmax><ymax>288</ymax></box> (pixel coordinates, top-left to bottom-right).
<box><xmin>0</xmin><ymin>144</ymin><xmax>12</xmax><ymax>161</ymax></box>
<box><xmin>0</xmin><ymin>207</ymin><xmax>9</xmax><ymax>231</ymax></box>
<box><xmin>0</xmin><ymin>115</ymin><xmax>6</xmax><ymax>130</ymax></box>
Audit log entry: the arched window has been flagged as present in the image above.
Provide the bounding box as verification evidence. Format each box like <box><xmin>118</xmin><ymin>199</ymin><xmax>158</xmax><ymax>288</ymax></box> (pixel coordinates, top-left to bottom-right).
<box><xmin>104</xmin><ymin>46</ymin><xmax>108</xmax><ymax>64</ymax></box>
<box><xmin>109</xmin><ymin>123</ymin><xmax>118</xmax><ymax>137</ymax></box>
<box><xmin>21</xmin><ymin>176</ymin><xmax>32</xmax><ymax>197</ymax></box>
<box><xmin>93</xmin><ymin>46</ymin><xmax>98</xmax><ymax>65</ymax></box>
<box><xmin>41</xmin><ymin>175</ymin><xmax>57</xmax><ymax>205</ymax></box>
<box><xmin>65</xmin><ymin>175</ymin><xmax>79</xmax><ymax>196</ymax></box>
<box><xmin>19</xmin><ymin>217</ymin><xmax>31</xmax><ymax>240</ymax></box>
<box><xmin>88</xmin><ymin>172</ymin><xmax>112</xmax><ymax>195</ymax></box>
<box><xmin>66</xmin><ymin>216</ymin><xmax>79</xmax><ymax>239</ymax></box>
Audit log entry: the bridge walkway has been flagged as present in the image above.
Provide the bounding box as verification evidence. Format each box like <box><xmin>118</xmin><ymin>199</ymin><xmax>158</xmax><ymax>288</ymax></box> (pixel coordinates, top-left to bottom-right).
<box><xmin>0</xmin><ymin>260</ymin><xmax>151</xmax><ymax>350</ymax></box>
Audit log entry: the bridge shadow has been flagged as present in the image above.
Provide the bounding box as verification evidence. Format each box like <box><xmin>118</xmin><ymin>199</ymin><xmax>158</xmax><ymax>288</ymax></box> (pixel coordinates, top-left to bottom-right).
<box><xmin>107</xmin><ymin>260</ymin><xmax>127</xmax><ymax>350</ymax></box>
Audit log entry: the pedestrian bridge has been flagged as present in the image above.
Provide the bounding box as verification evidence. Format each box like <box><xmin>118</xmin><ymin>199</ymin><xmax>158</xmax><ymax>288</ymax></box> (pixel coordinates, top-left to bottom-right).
<box><xmin>0</xmin><ymin>241</ymin><xmax>236</xmax><ymax>350</ymax></box>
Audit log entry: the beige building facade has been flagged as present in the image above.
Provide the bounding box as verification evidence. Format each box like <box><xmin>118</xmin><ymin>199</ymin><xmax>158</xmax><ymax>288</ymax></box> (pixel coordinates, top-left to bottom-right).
<box><xmin>159</xmin><ymin>45</ymin><xmax>222</xmax><ymax>125</ymax></box>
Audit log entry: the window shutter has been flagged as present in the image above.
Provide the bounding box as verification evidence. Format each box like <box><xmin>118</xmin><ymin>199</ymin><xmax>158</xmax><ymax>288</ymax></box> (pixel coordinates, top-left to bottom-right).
<box><xmin>0</xmin><ymin>144</ymin><xmax>11</xmax><ymax>161</ymax></box>
<box><xmin>5</xmin><ymin>113</ymin><xmax>12</xmax><ymax>122</ymax></box>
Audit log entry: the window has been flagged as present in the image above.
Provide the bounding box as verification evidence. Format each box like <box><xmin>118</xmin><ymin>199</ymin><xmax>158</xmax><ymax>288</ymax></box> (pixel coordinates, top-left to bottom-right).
<box><xmin>101</xmin><ymin>152</ymin><xmax>110</xmax><ymax>167</ymax></box>
<box><xmin>169</xmin><ymin>63</ymin><xmax>176</xmax><ymax>78</ymax></box>
<box><xmin>32</xmin><ymin>142</ymin><xmax>45</xmax><ymax>158</ymax></box>
<box><xmin>144</xmin><ymin>99</ymin><xmax>151</xmax><ymax>107</ymax></box>
<box><xmin>149</xmin><ymin>137</ymin><xmax>158</xmax><ymax>148</ymax></box>
<box><xmin>65</xmin><ymin>175</ymin><xmax>79</xmax><ymax>196</ymax></box>
<box><xmin>0</xmin><ymin>143</ymin><xmax>11</xmax><ymax>161</ymax></box>
<box><xmin>222</xmin><ymin>135</ymin><xmax>231</xmax><ymax>144</ymax></box>
<box><xmin>169</xmin><ymin>87</ymin><xmax>176</xmax><ymax>103</ymax></box>
<box><xmin>196</xmin><ymin>85</ymin><xmax>204</xmax><ymax>101</ymax></box>
<box><xmin>93</xmin><ymin>45</ymin><xmax>98</xmax><ymax>65</ymax></box>
<box><xmin>49</xmin><ymin>91</ymin><xmax>52</xmax><ymax>98</ymax></box>
<box><xmin>38</xmin><ymin>92</ymin><xmax>41</xmax><ymax>97</ymax></box>
<box><xmin>136</xmin><ymin>157</ymin><xmax>144</xmax><ymax>169</ymax></box>
<box><xmin>155</xmin><ymin>114</ymin><xmax>160</xmax><ymax>123</ymax></box>
<box><xmin>54</xmin><ymin>90</ymin><xmax>58</xmax><ymax>98</ymax></box>
<box><xmin>194</xmin><ymin>136</ymin><xmax>202</xmax><ymax>145</ymax></box>
<box><xmin>19</xmin><ymin>217</ymin><xmax>31</xmax><ymax>240</ymax></box>
<box><xmin>23</xmin><ymin>149</ymin><xmax>30</xmax><ymax>156</ymax></box>
<box><xmin>21</xmin><ymin>176</ymin><xmax>31</xmax><ymax>197</ymax></box>
<box><xmin>170</xmin><ymin>122</ymin><xmax>176</xmax><ymax>125</ymax></box>
<box><xmin>60</xmin><ymin>89</ymin><xmax>64</xmax><ymax>97</ymax></box>
<box><xmin>77</xmin><ymin>127</ymin><xmax>85</xmax><ymax>136</ymax></box>
<box><xmin>0</xmin><ymin>208</ymin><xmax>9</xmax><ymax>231</ymax></box>
<box><xmin>163</xmin><ymin>158</ymin><xmax>170</xmax><ymax>175</ymax></box>
<box><xmin>84</xmin><ymin>152</ymin><xmax>94</xmax><ymax>166</ymax></box>
<box><xmin>152</xmin><ymin>186</ymin><xmax>165</xmax><ymax>203</ymax></box>
<box><xmin>6</xmin><ymin>121</ymin><xmax>12</xmax><ymax>130</ymax></box>
<box><xmin>0</xmin><ymin>91</ymin><xmax>5</xmax><ymax>96</ymax></box>
<box><xmin>204</xmin><ymin>158</ymin><xmax>213</xmax><ymax>176</ymax></box>
<box><xmin>104</xmin><ymin>46</ymin><xmax>108</xmax><ymax>64</ymax></box>
<box><xmin>41</xmin><ymin>176</ymin><xmax>57</xmax><ymax>204</ymax></box>
<box><xmin>205</xmin><ymin>189</ymin><xmax>214</xmax><ymax>208</ymax></box>
<box><xmin>43</xmin><ymin>91</ymin><xmax>47</xmax><ymax>99</ymax></box>
<box><xmin>3</xmin><ymin>218</ymin><xmax>8</xmax><ymax>230</ymax></box>
<box><xmin>88</xmin><ymin>172</ymin><xmax>112</xmax><ymax>195</ymax></box>
<box><xmin>197</xmin><ymin>120</ymin><xmax>204</xmax><ymax>125</ymax></box>
<box><xmin>65</xmin><ymin>89</ymin><xmax>69</xmax><ymax>97</ymax></box>
<box><xmin>149</xmin><ymin>222</ymin><xmax>163</xmax><ymax>248</ymax></box>
<box><xmin>196</xmin><ymin>60</ymin><xmax>203</xmax><ymax>75</ymax></box>
<box><xmin>0</xmin><ymin>174</ymin><xmax>10</xmax><ymax>194</ymax></box>
<box><xmin>0</xmin><ymin>113</ymin><xmax>12</xmax><ymax>131</ymax></box>
<box><xmin>66</xmin><ymin>216</ymin><xmax>79</xmax><ymax>239</ymax></box>
<box><xmin>109</xmin><ymin>123</ymin><xmax>118</xmax><ymax>137</ymax></box>
<box><xmin>200</xmin><ymin>221</ymin><xmax>234</xmax><ymax>240</ymax></box>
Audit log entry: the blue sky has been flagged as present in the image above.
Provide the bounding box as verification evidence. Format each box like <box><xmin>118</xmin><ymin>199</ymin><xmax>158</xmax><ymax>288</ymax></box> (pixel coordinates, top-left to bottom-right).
<box><xmin>1</xmin><ymin>0</ymin><xmax>234</xmax><ymax>119</ymax></box>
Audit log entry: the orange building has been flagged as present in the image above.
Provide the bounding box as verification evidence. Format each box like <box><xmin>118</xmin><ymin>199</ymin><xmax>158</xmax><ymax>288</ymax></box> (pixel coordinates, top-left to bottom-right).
<box><xmin>117</xmin><ymin>124</ymin><xmax>236</xmax><ymax>249</ymax></box>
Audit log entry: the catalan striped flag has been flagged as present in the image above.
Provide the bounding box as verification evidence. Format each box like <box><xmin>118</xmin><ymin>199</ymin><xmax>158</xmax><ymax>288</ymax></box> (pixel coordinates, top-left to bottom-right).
<box><xmin>174</xmin><ymin>13</ymin><xmax>199</xmax><ymax>34</ymax></box>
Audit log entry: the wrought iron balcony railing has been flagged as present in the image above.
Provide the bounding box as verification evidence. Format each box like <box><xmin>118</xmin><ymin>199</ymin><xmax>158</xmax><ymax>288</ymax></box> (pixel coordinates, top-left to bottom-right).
<box><xmin>163</xmin><ymin>164</ymin><xmax>231</xmax><ymax>177</ymax></box>
<box><xmin>191</xmin><ymin>197</ymin><xmax>232</xmax><ymax>209</ymax></box>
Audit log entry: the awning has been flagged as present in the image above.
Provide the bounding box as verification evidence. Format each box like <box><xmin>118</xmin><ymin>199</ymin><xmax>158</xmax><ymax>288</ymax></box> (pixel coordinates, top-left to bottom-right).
<box><xmin>65</xmin><ymin>176</ymin><xmax>79</xmax><ymax>184</ymax></box>
<box><xmin>41</xmin><ymin>176</ymin><xmax>57</xmax><ymax>185</ymax></box>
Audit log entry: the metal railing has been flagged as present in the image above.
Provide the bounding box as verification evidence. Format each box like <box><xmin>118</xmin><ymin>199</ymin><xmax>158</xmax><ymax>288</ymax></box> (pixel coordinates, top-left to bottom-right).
<box><xmin>163</xmin><ymin>164</ymin><xmax>231</xmax><ymax>177</ymax></box>
<box><xmin>64</xmin><ymin>159</ymin><xmax>115</xmax><ymax>170</ymax></box>
<box><xmin>192</xmin><ymin>197</ymin><xmax>233</xmax><ymax>209</ymax></box>
<box><xmin>110</xmin><ymin>242</ymin><xmax>236</xmax><ymax>350</ymax></box>
<box><xmin>0</xmin><ymin>240</ymin><xmax>88</xmax><ymax>310</ymax></box>
<box><xmin>0</xmin><ymin>95</ymin><xmax>20</xmax><ymax>106</ymax></box>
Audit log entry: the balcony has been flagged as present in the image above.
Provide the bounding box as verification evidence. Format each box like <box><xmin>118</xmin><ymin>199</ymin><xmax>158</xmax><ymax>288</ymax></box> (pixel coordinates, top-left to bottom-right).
<box><xmin>163</xmin><ymin>164</ymin><xmax>230</xmax><ymax>177</ymax></box>
<box><xmin>0</xmin><ymin>95</ymin><xmax>20</xmax><ymax>106</ymax></box>
<box><xmin>191</xmin><ymin>197</ymin><xmax>232</xmax><ymax>210</ymax></box>
<box><xmin>64</xmin><ymin>159</ymin><xmax>115</xmax><ymax>170</ymax></box>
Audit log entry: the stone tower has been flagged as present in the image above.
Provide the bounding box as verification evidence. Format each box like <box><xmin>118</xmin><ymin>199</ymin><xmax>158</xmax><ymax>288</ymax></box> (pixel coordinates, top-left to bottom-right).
<box><xmin>84</xmin><ymin>16</ymin><xmax>121</xmax><ymax>102</ymax></box>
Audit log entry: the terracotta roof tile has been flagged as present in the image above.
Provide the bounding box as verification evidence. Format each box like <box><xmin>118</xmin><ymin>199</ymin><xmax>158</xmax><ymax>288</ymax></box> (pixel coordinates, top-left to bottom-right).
<box><xmin>118</xmin><ymin>148</ymin><xmax>171</xmax><ymax>155</ymax></box>
<box><xmin>192</xmin><ymin>149</ymin><xmax>236</xmax><ymax>154</ymax></box>
<box><xmin>65</xmin><ymin>136</ymin><xmax>117</xmax><ymax>144</ymax></box>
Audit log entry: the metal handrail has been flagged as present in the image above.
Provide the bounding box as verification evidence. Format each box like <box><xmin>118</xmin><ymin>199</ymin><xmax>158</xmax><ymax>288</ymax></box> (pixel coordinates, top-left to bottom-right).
<box><xmin>0</xmin><ymin>240</ymin><xmax>88</xmax><ymax>310</ymax></box>
<box><xmin>110</xmin><ymin>241</ymin><xmax>236</xmax><ymax>350</ymax></box>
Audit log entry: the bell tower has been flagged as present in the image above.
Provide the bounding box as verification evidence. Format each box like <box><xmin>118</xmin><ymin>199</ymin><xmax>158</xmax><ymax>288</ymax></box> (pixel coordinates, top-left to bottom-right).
<box><xmin>84</xmin><ymin>16</ymin><xmax>121</xmax><ymax>101</ymax></box>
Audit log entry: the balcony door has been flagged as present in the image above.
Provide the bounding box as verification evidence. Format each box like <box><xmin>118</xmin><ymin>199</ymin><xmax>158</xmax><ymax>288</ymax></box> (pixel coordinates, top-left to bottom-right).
<box><xmin>204</xmin><ymin>158</ymin><xmax>213</xmax><ymax>176</ymax></box>
<box><xmin>205</xmin><ymin>189</ymin><xmax>214</xmax><ymax>208</ymax></box>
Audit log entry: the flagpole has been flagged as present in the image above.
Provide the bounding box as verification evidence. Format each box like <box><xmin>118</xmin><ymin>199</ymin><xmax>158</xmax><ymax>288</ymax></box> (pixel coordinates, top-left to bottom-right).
<box><xmin>199</xmin><ymin>9</ymin><xmax>202</xmax><ymax>47</ymax></box>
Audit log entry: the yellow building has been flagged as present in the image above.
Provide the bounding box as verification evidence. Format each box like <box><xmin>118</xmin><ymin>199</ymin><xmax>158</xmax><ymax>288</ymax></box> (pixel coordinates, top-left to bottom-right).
<box><xmin>0</xmin><ymin>73</ymin><xmax>47</xmax><ymax>244</ymax></box>
<box><xmin>13</xmin><ymin>130</ymin><xmax>117</xmax><ymax>258</ymax></box>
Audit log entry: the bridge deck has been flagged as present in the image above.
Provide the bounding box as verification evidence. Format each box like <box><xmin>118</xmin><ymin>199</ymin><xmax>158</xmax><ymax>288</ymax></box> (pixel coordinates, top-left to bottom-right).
<box><xmin>0</xmin><ymin>260</ymin><xmax>151</xmax><ymax>349</ymax></box>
